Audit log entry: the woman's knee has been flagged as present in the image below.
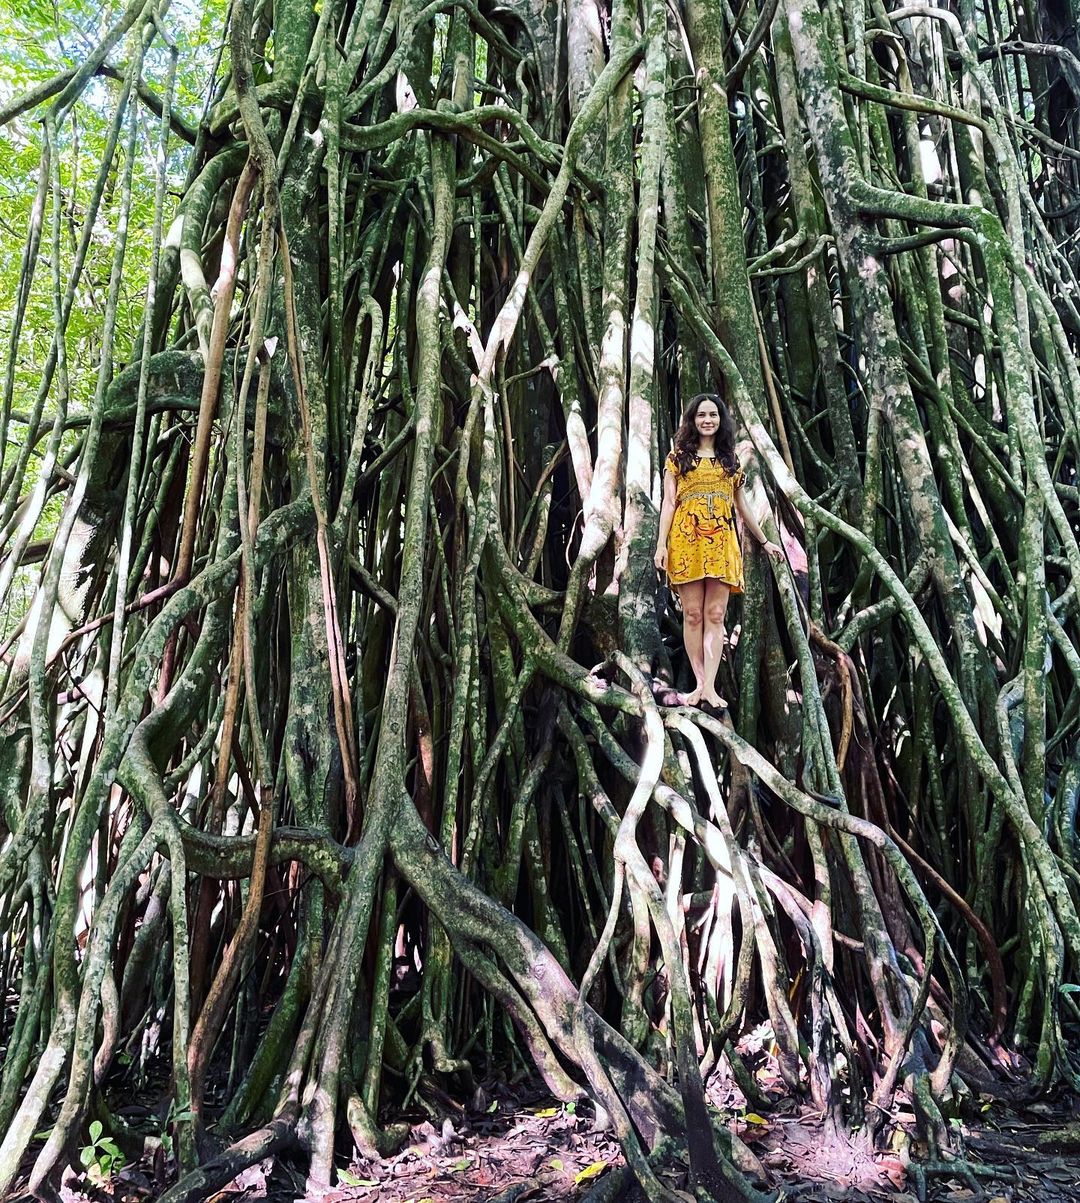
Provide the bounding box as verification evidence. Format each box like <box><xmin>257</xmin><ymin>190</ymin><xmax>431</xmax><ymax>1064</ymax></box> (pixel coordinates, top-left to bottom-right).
<box><xmin>705</xmin><ymin>601</ymin><xmax>728</xmax><ymax>626</ymax></box>
<box><xmin>683</xmin><ymin>604</ymin><xmax>704</xmax><ymax>627</ymax></box>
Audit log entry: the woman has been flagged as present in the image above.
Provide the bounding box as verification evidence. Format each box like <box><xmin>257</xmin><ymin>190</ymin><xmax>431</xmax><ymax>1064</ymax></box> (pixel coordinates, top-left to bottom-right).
<box><xmin>654</xmin><ymin>392</ymin><xmax>782</xmax><ymax>708</ymax></box>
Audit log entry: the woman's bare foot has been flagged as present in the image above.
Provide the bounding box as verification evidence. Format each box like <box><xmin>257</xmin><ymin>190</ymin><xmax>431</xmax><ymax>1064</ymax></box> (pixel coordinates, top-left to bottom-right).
<box><xmin>700</xmin><ymin>691</ymin><xmax>727</xmax><ymax>710</ymax></box>
<box><xmin>681</xmin><ymin>685</ymin><xmax>703</xmax><ymax>706</ymax></box>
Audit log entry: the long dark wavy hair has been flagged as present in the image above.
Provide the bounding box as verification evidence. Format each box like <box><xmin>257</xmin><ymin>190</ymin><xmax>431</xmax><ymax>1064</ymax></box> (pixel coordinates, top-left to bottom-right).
<box><xmin>671</xmin><ymin>392</ymin><xmax>738</xmax><ymax>476</ymax></box>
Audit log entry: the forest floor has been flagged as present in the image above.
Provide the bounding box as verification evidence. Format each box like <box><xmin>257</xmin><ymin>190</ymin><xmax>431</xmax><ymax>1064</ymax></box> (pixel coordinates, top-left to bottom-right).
<box><xmin>37</xmin><ymin>1067</ymin><xmax>1080</xmax><ymax>1203</ymax></box>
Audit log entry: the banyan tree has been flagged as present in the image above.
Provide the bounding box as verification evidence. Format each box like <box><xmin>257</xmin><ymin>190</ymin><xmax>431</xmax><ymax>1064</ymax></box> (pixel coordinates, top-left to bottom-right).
<box><xmin>1</xmin><ymin>0</ymin><xmax>1080</xmax><ymax>1198</ymax></box>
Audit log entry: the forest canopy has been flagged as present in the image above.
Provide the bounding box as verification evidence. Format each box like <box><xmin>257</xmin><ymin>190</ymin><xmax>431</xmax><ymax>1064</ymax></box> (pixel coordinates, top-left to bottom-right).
<box><xmin>1</xmin><ymin>0</ymin><xmax>1080</xmax><ymax>1200</ymax></box>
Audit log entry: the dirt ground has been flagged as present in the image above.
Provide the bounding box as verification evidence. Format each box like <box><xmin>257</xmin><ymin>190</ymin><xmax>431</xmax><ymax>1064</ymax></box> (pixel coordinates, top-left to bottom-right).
<box><xmin>41</xmin><ymin>1076</ymin><xmax>1080</xmax><ymax>1203</ymax></box>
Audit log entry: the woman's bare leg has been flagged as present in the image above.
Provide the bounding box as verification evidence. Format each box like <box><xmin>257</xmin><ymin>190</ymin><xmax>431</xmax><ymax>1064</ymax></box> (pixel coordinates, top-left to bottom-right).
<box><xmin>701</xmin><ymin>578</ymin><xmax>731</xmax><ymax>708</ymax></box>
<box><xmin>676</xmin><ymin>580</ymin><xmax>705</xmax><ymax>704</ymax></box>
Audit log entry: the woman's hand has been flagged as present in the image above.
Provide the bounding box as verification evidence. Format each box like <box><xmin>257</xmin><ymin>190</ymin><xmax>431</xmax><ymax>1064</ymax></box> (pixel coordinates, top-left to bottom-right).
<box><xmin>761</xmin><ymin>539</ymin><xmax>783</xmax><ymax>561</ymax></box>
<box><xmin>654</xmin><ymin>546</ymin><xmax>668</xmax><ymax>572</ymax></box>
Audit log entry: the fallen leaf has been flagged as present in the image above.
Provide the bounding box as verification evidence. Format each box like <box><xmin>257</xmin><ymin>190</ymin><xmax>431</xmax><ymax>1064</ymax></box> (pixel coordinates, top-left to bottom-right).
<box><xmin>575</xmin><ymin>1160</ymin><xmax>608</xmax><ymax>1184</ymax></box>
<box><xmin>876</xmin><ymin>1153</ymin><xmax>906</xmax><ymax>1189</ymax></box>
<box><xmin>743</xmin><ymin>1113</ymin><xmax>769</xmax><ymax>1126</ymax></box>
<box><xmin>532</xmin><ymin>1107</ymin><xmax>559</xmax><ymax>1118</ymax></box>
<box><xmin>549</xmin><ymin>1158</ymin><xmax>563</xmax><ymax>1170</ymax></box>
<box><xmin>337</xmin><ymin>1169</ymin><xmax>379</xmax><ymax>1187</ymax></box>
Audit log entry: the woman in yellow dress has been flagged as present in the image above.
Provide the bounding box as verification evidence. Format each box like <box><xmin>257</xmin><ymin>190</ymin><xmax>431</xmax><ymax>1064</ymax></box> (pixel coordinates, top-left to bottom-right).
<box><xmin>653</xmin><ymin>393</ymin><xmax>782</xmax><ymax>708</ymax></box>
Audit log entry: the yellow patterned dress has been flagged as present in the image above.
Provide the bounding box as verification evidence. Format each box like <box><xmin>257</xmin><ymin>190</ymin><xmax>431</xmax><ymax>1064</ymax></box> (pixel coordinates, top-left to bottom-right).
<box><xmin>664</xmin><ymin>453</ymin><xmax>746</xmax><ymax>591</ymax></box>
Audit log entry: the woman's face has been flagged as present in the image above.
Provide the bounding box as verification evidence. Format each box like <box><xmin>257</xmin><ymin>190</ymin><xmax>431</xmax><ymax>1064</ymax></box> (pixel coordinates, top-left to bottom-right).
<box><xmin>694</xmin><ymin>400</ymin><xmax>721</xmax><ymax>438</ymax></box>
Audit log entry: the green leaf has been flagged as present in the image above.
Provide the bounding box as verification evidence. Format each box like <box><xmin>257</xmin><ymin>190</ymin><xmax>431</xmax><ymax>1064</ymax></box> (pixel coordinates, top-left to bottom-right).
<box><xmin>451</xmin><ymin>1157</ymin><xmax>471</xmax><ymax>1171</ymax></box>
<box><xmin>337</xmin><ymin>1168</ymin><xmax>377</xmax><ymax>1186</ymax></box>
<box><xmin>574</xmin><ymin>1160</ymin><xmax>608</xmax><ymax>1184</ymax></box>
<box><xmin>88</xmin><ymin>1120</ymin><xmax>103</xmax><ymax>1142</ymax></box>
<box><xmin>79</xmin><ymin>1146</ymin><xmax>96</xmax><ymax>1168</ymax></box>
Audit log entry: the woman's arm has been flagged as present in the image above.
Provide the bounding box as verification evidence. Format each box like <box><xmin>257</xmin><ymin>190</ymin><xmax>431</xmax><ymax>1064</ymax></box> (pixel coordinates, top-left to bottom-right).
<box><xmin>735</xmin><ymin>483</ymin><xmax>783</xmax><ymax>560</ymax></box>
<box><xmin>654</xmin><ymin>468</ymin><xmax>677</xmax><ymax>570</ymax></box>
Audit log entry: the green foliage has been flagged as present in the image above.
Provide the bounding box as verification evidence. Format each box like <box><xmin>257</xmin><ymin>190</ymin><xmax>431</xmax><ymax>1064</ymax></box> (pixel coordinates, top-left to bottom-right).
<box><xmin>0</xmin><ymin>0</ymin><xmax>221</xmax><ymax>627</ymax></box>
<box><xmin>78</xmin><ymin>1120</ymin><xmax>125</xmax><ymax>1186</ymax></box>
<box><xmin>0</xmin><ymin>0</ymin><xmax>223</xmax><ymax>421</ymax></box>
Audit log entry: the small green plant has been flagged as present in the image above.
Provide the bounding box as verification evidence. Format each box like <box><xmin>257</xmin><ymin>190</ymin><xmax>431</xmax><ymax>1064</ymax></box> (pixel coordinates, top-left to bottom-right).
<box><xmin>159</xmin><ymin>1100</ymin><xmax>196</xmax><ymax>1162</ymax></box>
<box><xmin>79</xmin><ymin>1121</ymin><xmax>125</xmax><ymax>1186</ymax></box>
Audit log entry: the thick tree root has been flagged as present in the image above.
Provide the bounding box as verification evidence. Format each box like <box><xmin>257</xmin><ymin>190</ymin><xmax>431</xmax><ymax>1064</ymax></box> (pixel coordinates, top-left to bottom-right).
<box><xmin>908</xmin><ymin>1157</ymin><xmax>1000</xmax><ymax>1203</ymax></box>
<box><xmin>156</xmin><ymin>1116</ymin><xmax>298</xmax><ymax>1203</ymax></box>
